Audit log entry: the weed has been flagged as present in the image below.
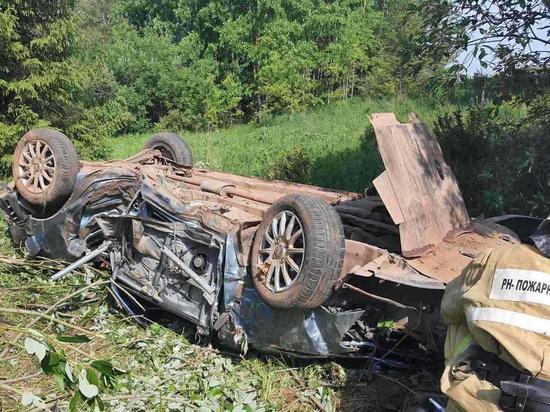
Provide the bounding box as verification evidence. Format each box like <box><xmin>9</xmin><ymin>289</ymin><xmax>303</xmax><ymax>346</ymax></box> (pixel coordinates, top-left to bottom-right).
<box><xmin>267</xmin><ymin>147</ymin><xmax>312</xmax><ymax>184</ymax></box>
<box><xmin>106</xmin><ymin>97</ymin><xmax>450</xmax><ymax>193</ymax></box>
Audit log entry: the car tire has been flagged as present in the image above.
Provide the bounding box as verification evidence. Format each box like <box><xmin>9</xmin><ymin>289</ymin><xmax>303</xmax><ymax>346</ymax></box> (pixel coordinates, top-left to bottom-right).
<box><xmin>12</xmin><ymin>129</ymin><xmax>79</xmax><ymax>210</ymax></box>
<box><xmin>250</xmin><ymin>194</ymin><xmax>345</xmax><ymax>309</ymax></box>
<box><xmin>144</xmin><ymin>132</ymin><xmax>193</xmax><ymax>165</ymax></box>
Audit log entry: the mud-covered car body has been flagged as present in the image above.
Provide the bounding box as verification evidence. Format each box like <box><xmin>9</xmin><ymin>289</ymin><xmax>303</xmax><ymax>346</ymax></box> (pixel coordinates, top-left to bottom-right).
<box><xmin>0</xmin><ymin>115</ymin><xmax>542</xmax><ymax>365</ymax></box>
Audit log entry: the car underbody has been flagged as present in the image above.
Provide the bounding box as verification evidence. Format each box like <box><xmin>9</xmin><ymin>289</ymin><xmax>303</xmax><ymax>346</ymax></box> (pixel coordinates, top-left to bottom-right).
<box><xmin>0</xmin><ymin>114</ymin><xmax>542</xmax><ymax>367</ymax></box>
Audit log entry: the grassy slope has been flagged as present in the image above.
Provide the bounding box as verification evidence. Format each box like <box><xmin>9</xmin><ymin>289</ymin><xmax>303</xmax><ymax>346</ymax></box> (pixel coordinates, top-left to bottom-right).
<box><xmin>108</xmin><ymin>98</ymin><xmax>451</xmax><ymax>192</ymax></box>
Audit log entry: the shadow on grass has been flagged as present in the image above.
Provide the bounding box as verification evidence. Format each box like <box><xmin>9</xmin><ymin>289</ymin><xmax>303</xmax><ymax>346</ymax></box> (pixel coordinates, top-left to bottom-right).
<box><xmin>309</xmin><ymin>127</ymin><xmax>383</xmax><ymax>193</ymax></box>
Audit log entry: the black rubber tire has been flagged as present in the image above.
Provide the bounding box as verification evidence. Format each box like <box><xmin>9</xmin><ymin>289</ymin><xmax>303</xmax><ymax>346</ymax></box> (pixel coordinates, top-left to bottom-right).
<box><xmin>144</xmin><ymin>132</ymin><xmax>193</xmax><ymax>165</ymax></box>
<box><xmin>12</xmin><ymin>129</ymin><xmax>79</xmax><ymax>210</ymax></box>
<box><xmin>250</xmin><ymin>194</ymin><xmax>345</xmax><ymax>309</ymax></box>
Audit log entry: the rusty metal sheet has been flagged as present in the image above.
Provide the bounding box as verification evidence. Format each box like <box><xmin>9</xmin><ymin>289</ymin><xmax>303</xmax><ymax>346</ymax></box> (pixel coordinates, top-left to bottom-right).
<box><xmin>193</xmin><ymin>168</ymin><xmax>360</xmax><ymax>205</ymax></box>
<box><xmin>405</xmin><ymin>221</ymin><xmax>520</xmax><ymax>283</ymax></box>
<box><xmin>342</xmin><ymin>239</ymin><xmax>384</xmax><ymax>275</ymax></box>
<box><xmin>370</xmin><ymin>113</ymin><xmax>470</xmax><ymax>257</ymax></box>
<box><xmin>349</xmin><ymin>252</ymin><xmax>446</xmax><ymax>290</ymax></box>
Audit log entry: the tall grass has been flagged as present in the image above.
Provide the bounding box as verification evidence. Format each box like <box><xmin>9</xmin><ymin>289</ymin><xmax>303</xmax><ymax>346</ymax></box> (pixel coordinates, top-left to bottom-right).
<box><xmin>107</xmin><ymin>98</ymin><xmax>455</xmax><ymax>193</ymax></box>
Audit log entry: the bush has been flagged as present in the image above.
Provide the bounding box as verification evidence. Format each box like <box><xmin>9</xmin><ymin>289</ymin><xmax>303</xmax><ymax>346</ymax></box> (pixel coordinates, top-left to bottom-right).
<box><xmin>435</xmin><ymin>105</ymin><xmax>549</xmax><ymax>217</ymax></box>
<box><xmin>267</xmin><ymin>147</ymin><xmax>312</xmax><ymax>184</ymax></box>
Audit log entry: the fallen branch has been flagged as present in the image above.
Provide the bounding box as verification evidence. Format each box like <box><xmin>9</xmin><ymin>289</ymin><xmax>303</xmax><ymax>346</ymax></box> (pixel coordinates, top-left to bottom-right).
<box><xmin>0</xmin><ymin>255</ymin><xmax>65</xmax><ymax>271</ymax></box>
<box><xmin>0</xmin><ymin>337</ymin><xmax>26</xmax><ymax>351</ymax></box>
<box><xmin>1</xmin><ymin>284</ymin><xmax>78</xmax><ymax>291</ymax></box>
<box><xmin>307</xmin><ymin>394</ymin><xmax>328</xmax><ymax>412</ymax></box>
<box><xmin>0</xmin><ymin>307</ymin><xmax>105</xmax><ymax>339</ymax></box>
<box><xmin>22</xmin><ymin>297</ymin><xmax>100</xmax><ymax>311</ymax></box>
<box><xmin>289</xmin><ymin>369</ymin><xmax>328</xmax><ymax>412</ymax></box>
<box><xmin>0</xmin><ymin>254</ymin><xmax>107</xmax><ymax>281</ymax></box>
<box><xmin>101</xmin><ymin>392</ymin><xmax>198</xmax><ymax>409</ymax></box>
<box><xmin>0</xmin><ymin>383</ymin><xmax>24</xmax><ymax>396</ymax></box>
<box><xmin>0</xmin><ymin>372</ymin><xmax>42</xmax><ymax>385</ymax></box>
<box><xmin>0</xmin><ymin>280</ymin><xmax>109</xmax><ymax>360</ymax></box>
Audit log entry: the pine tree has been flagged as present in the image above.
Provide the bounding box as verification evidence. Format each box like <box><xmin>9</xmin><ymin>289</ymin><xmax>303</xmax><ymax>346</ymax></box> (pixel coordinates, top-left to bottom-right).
<box><xmin>0</xmin><ymin>0</ymin><xmax>78</xmax><ymax>171</ymax></box>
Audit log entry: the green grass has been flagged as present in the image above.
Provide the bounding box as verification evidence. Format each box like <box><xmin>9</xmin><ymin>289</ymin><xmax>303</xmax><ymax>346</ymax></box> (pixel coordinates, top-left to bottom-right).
<box><xmin>107</xmin><ymin>97</ymin><xmax>455</xmax><ymax>193</ymax></box>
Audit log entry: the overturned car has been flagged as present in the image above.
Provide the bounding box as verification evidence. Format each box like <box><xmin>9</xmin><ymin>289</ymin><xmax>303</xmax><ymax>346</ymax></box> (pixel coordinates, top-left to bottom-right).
<box><xmin>0</xmin><ymin>114</ymin><xmax>542</xmax><ymax>367</ymax></box>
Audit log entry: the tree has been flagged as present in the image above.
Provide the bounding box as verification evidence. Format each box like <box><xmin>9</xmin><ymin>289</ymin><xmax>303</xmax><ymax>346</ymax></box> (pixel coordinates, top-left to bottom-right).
<box><xmin>419</xmin><ymin>1</ymin><xmax>549</xmax><ymax>70</ymax></box>
<box><xmin>418</xmin><ymin>1</ymin><xmax>549</xmax><ymax>95</ymax></box>
<box><xmin>116</xmin><ymin>0</ymin><xmax>431</xmax><ymax>119</ymax></box>
<box><xmin>421</xmin><ymin>1</ymin><xmax>550</xmax><ymax>217</ymax></box>
<box><xmin>0</xmin><ymin>0</ymin><xmax>78</xmax><ymax>170</ymax></box>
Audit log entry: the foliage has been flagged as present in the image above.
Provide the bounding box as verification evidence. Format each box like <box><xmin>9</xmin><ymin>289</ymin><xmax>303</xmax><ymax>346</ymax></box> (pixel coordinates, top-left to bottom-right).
<box><xmin>417</xmin><ymin>0</ymin><xmax>549</xmax><ymax>114</ymax></box>
<box><xmin>0</xmin><ymin>0</ymin><xmax>73</xmax><ymax>171</ymax></box>
<box><xmin>22</xmin><ymin>332</ymin><xmax>124</xmax><ymax>411</ymax></box>
<box><xmin>418</xmin><ymin>0</ymin><xmax>549</xmax><ymax>74</ymax></box>
<box><xmin>435</xmin><ymin>105</ymin><xmax>549</xmax><ymax>217</ymax></box>
<box><xmin>105</xmin><ymin>97</ymin><xmax>544</xmax><ymax>217</ymax></box>
<box><xmin>74</xmin><ymin>12</ymin><xmax>246</xmax><ymax>131</ymax></box>
<box><xmin>111</xmin><ymin>0</ymin><xmax>442</xmax><ymax>122</ymax></box>
<box><xmin>411</xmin><ymin>0</ymin><xmax>549</xmax><ymax>217</ymax></box>
<box><xmin>0</xmin><ymin>251</ymin><xmax>349</xmax><ymax>411</ymax></box>
<box><xmin>267</xmin><ymin>147</ymin><xmax>312</xmax><ymax>184</ymax></box>
<box><xmin>0</xmin><ymin>0</ymin><xmax>449</xmax><ymax>169</ymax></box>
<box><xmin>107</xmin><ymin>98</ymin><xmax>443</xmax><ymax>193</ymax></box>
<box><xmin>0</xmin><ymin>0</ymin><xmax>113</xmax><ymax>171</ymax></box>
<box><xmin>0</xmin><ymin>0</ymin><xmax>547</xmax><ymax>219</ymax></box>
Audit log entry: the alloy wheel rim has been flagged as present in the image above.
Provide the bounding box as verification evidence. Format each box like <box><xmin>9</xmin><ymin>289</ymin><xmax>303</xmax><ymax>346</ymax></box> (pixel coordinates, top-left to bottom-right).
<box><xmin>18</xmin><ymin>139</ymin><xmax>56</xmax><ymax>194</ymax></box>
<box><xmin>257</xmin><ymin>210</ymin><xmax>305</xmax><ymax>292</ymax></box>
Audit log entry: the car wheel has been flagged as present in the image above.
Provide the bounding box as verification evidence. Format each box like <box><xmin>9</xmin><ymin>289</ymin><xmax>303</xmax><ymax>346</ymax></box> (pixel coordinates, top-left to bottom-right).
<box><xmin>12</xmin><ymin>129</ymin><xmax>79</xmax><ymax>210</ymax></box>
<box><xmin>250</xmin><ymin>194</ymin><xmax>345</xmax><ymax>309</ymax></box>
<box><xmin>144</xmin><ymin>132</ymin><xmax>193</xmax><ymax>165</ymax></box>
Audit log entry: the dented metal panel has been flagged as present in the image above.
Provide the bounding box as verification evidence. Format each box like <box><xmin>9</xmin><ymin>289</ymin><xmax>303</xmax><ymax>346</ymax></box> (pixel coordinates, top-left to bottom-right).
<box><xmin>370</xmin><ymin>113</ymin><xmax>470</xmax><ymax>257</ymax></box>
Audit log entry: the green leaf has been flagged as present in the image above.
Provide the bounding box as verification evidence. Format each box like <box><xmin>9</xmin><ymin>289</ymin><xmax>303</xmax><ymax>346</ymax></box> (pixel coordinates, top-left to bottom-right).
<box><xmin>40</xmin><ymin>353</ymin><xmax>54</xmax><ymax>374</ymax></box>
<box><xmin>86</xmin><ymin>368</ymin><xmax>100</xmax><ymax>386</ymax></box>
<box><xmin>207</xmin><ymin>387</ymin><xmax>223</xmax><ymax>398</ymax></box>
<box><xmin>56</xmin><ymin>334</ymin><xmax>91</xmax><ymax>343</ymax></box>
<box><xmin>54</xmin><ymin>371</ymin><xmax>66</xmax><ymax>390</ymax></box>
<box><xmin>47</xmin><ymin>351</ymin><xmax>62</xmax><ymax>367</ymax></box>
<box><xmin>90</xmin><ymin>360</ymin><xmax>114</xmax><ymax>376</ymax></box>
<box><xmin>377</xmin><ymin>320</ymin><xmax>395</xmax><ymax>329</ymax></box>
<box><xmin>149</xmin><ymin>322</ymin><xmax>162</xmax><ymax>335</ymax></box>
<box><xmin>69</xmin><ymin>391</ymin><xmax>84</xmax><ymax>412</ymax></box>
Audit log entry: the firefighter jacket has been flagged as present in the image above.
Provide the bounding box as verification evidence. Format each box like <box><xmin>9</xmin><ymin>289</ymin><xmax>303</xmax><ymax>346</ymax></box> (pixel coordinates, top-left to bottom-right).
<box><xmin>440</xmin><ymin>244</ymin><xmax>550</xmax><ymax>411</ymax></box>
